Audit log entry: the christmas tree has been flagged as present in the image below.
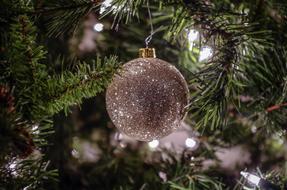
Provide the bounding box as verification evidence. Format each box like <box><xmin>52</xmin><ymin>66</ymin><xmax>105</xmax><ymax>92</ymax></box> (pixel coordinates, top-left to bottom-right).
<box><xmin>1</xmin><ymin>0</ymin><xmax>287</xmax><ymax>189</ymax></box>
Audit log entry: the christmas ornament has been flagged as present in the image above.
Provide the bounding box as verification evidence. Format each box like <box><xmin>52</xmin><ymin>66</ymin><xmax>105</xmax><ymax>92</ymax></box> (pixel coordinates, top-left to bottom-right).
<box><xmin>106</xmin><ymin>48</ymin><xmax>189</xmax><ymax>141</ymax></box>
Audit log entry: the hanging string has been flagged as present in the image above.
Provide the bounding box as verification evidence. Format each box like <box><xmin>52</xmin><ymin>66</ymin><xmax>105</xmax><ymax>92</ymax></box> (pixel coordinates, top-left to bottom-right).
<box><xmin>145</xmin><ymin>0</ymin><xmax>154</xmax><ymax>47</ymax></box>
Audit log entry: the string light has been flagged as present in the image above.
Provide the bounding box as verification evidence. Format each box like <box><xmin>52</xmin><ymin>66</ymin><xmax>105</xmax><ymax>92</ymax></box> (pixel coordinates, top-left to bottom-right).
<box><xmin>240</xmin><ymin>171</ymin><xmax>280</xmax><ymax>190</ymax></box>
<box><xmin>240</xmin><ymin>171</ymin><xmax>261</xmax><ymax>186</ymax></box>
<box><xmin>158</xmin><ymin>171</ymin><xmax>167</xmax><ymax>182</ymax></box>
<box><xmin>8</xmin><ymin>160</ymin><xmax>18</xmax><ymax>176</ymax></box>
<box><xmin>199</xmin><ymin>46</ymin><xmax>213</xmax><ymax>61</ymax></box>
<box><xmin>187</xmin><ymin>29</ymin><xmax>199</xmax><ymax>50</ymax></box>
<box><xmin>71</xmin><ymin>149</ymin><xmax>80</xmax><ymax>158</ymax></box>
<box><xmin>93</xmin><ymin>23</ymin><xmax>104</xmax><ymax>32</ymax></box>
<box><xmin>99</xmin><ymin>0</ymin><xmax>130</xmax><ymax>16</ymax></box>
<box><xmin>148</xmin><ymin>140</ymin><xmax>159</xmax><ymax>149</ymax></box>
<box><xmin>119</xmin><ymin>142</ymin><xmax>127</xmax><ymax>148</ymax></box>
<box><xmin>9</xmin><ymin>162</ymin><xmax>16</xmax><ymax>170</ymax></box>
<box><xmin>185</xmin><ymin>138</ymin><xmax>197</xmax><ymax>148</ymax></box>
<box><xmin>23</xmin><ymin>185</ymin><xmax>32</xmax><ymax>190</ymax></box>
<box><xmin>32</xmin><ymin>124</ymin><xmax>39</xmax><ymax>134</ymax></box>
<box><xmin>115</xmin><ymin>132</ymin><xmax>123</xmax><ymax>141</ymax></box>
<box><xmin>100</xmin><ymin>0</ymin><xmax>113</xmax><ymax>14</ymax></box>
<box><xmin>251</xmin><ymin>126</ymin><xmax>257</xmax><ymax>133</ymax></box>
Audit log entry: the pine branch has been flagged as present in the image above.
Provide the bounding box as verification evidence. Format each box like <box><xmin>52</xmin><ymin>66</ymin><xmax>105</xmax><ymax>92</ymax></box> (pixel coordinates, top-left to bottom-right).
<box><xmin>43</xmin><ymin>56</ymin><xmax>119</xmax><ymax>116</ymax></box>
<box><xmin>0</xmin><ymin>85</ymin><xmax>29</xmax><ymax>163</ymax></box>
<box><xmin>41</xmin><ymin>0</ymin><xmax>101</xmax><ymax>37</ymax></box>
<box><xmin>7</xmin><ymin>15</ymin><xmax>119</xmax><ymax>120</ymax></box>
<box><xmin>0</xmin><ymin>86</ymin><xmax>56</xmax><ymax>189</ymax></box>
<box><xmin>79</xmin><ymin>141</ymin><xmax>225</xmax><ymax>190</ymax></box>
<box><xmin>183</xmin><ymin>1</ymin><xmax>277</xmax><ymax>131</ymax></box>
<box><xmin>0</xmin><ymin>158</ymin><xmax>58</xmax><ymax>189</ymax></box>
<box><xmin>7</xmin><ymin>15</ymin><xmax>48</xmax><ymax>121</ymax></box>
<box><xmin>241</xmin><ymin>48</ymin><xmax>287</xmax><ymax>131</ymax></box>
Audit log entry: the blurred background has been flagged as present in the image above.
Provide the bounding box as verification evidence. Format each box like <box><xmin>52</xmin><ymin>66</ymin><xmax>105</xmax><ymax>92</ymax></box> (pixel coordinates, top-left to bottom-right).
<box><xmin>1</xmin><ymin>0</ymin><xmax>287</xmax><ymax>189</ymax></box>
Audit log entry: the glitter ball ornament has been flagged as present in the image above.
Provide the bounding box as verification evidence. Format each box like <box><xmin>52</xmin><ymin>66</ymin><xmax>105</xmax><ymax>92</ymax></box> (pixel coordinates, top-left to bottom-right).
<box><xmin>106</xmin><ymin>48</ymin><xmax>189</xmax><ymax>141</ymax></box>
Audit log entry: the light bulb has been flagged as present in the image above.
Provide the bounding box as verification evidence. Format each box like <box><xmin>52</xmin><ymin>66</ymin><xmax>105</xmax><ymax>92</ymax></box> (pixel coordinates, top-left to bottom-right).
<box><xmin>119</xmin><ymin>142</ymin><xmax>127</xmax><ymax>148</ymax></box>
<box><xmin>9</xmin><ymin>162</ymin><xmax>16</xmax><ymax>170</ymax></box>
<box><xmin>32</xmin><ymin>124</ymin><xmax>39</xmax><ymax>134</ymax></box>
<box><xmin>8</xmin><ymin>161</ymin><xmax>18</xmax><ymax>176</ymax></box>
<box><xmin>115</xmin><ymin>132</ymin><xmax>123</xmax><ymax>140</ymax></box>
<box><xmin>93</xmin><ymin>23</ymin><xmax>104</xmax><ymax>32</ymax></box>
<box><xmin>188</xmin><ymin>30</ymin><xmax>199</xmax><ymax>43</ymax></box>
<box><xmin>100</xmin><ymin>0</ymin><xmax>113</xmax><ymax>14</ymax></box>
<box><xmin>199</xmin><ymin>46</ymin><xmax>213</xmax><ymax>61</ymax></box>
<box><xmin>148</xmin><ymin>140</ymin><xmax>159</xmax><ymax>149</ymax></box>
<box><xmin>185</xmin><ymin>138</ymin><xmax>197</xmax><ymax>148</ymax></box>
<box><xmin>240</xmin><ymin>171</ymin><xmax>261</xmax><ymax>186</ymax></box>
<box><xmin>102</xmin><ymin>0</ymin><xmax>112</xmax><ymax>7</ymax></box>
<box><xmin>71</xmin><ymin>149</ymin><xmax>80</xmax><ymax>158</ymax></box>
<box><xmin>187</xmin><ymin>30</ymin><xmax>198</xmax><ymax>50</ymax></box>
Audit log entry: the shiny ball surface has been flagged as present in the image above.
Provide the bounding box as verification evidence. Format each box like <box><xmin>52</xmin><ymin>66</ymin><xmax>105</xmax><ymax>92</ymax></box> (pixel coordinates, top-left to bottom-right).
<box><xmin>106</xmin><ymin>58</ymin><xmax>189</xmax><ymax>141</ymax></box>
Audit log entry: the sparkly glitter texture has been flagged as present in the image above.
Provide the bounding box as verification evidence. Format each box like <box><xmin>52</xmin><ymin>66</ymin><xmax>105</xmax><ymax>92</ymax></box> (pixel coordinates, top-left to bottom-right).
<box><xmin>106</xmin><ymin>58</ymin><xmax>189</xmax><ymax>141</ymax></box>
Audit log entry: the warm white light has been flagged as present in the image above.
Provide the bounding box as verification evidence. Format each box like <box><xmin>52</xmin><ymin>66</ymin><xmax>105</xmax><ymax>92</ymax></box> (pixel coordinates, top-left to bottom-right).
<box><xmin>148</xmin><ymin>140</ymin><xmax>159</xmax><ymax>148</ymax></box>
<box><xmin>9</xmin><ymin>162</ymin><xmax>16</xmax><ymax>170</ymax></box>
<box><xmin>93</xmin><ymin>23</ymin><xmax>104</xmax><ymax>32</ymax></box>
<box><xmin>187</xmin><ymin>30</ymin><xmax>198</xmax><ymax>50</ymax></box>
<box><xmin>99</xmin><ymin>0</ymin><xmax>129</xmax><ymax>15</ymax></box>
<box><xmin>185</xmin><ymin>138</ymin><xmax>197</xmax><ymax>148</ymax></box>
<box><xmin>158</xmin><ymin>171</ymin><xmax>167</xmax><ymax>182</ymax></box>
<box><xmin>240</xmin><ymin>171</ymin><xmax>261</xmax><ymax>186</ymax></box>
<box><xmin>71</xmin><ymin>149</ymin><xmax>79</xmax><ymax>158</ymax></box>
<box><xmin>32</xmin><ymin>124</ymin><xmax>39</xmax><ymax>134</ymax></box>
<box><xmin>23</xmin><ymin>186</ymin><xmax>30</xmax><ymax>190</ymax></box>
<box><xmin>251</xmin><ymin>126</ymin><xmax>257</xmax><ymax>133</ymax></box>
<box><xmin>188</xmin><ymin>30</ymin><xmax>199</xmax><ymax>43</ymax></box>
<box><xmin>119</xmin><ymin>142</ymin><xmax>127</xmax><ymax>148</ymax></box>
<box><xmin>199</xmin><ymin>46</ymin><xmax>213</xmax><ymax>61</ymax></box>
<box><xmin>8</xmin><ymin>161</ymin><xmax>18</xmax><ymax>176</ymax></box>
<box><xmin>100</xmin><ymin>0</ymin><xmax>113</xmax><ymax>14</ymax></box>
<box><xmin>102</xmin><ymin>0</ymin><xmax>112</xmax><ymax>7</ymax></box>
<box><xmin>115</xmin><ymin>132</ymin><xmax>123</xmax><ymax>141</ymax></box>
<box><xmin>118</xmin><ymin>133</ymin><xmax>123</xmax><ymax>140</ymax></box>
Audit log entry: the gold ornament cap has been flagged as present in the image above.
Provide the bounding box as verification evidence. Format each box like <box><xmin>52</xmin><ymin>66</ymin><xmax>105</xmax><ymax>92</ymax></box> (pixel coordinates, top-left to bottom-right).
<box><xmin>139</xmin><ymin>48</ymin><xmax>156</xmax><ymax>58</ymax></box>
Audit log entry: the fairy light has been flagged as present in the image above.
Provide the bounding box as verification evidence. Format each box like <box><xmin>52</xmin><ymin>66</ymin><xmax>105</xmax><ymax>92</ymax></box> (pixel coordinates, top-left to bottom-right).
<box><xmin>9</xmin><ymin>162</ymin><xmax>16</xmax><ymax>170</ymax></box>
<box><xmin>240</xmin><ymin>171</ymin><xmax>281</xmax><ymax>190</ymax></box>
<box><xmin>119</xmin><ymin>142</ymin><xmax>126</xmax><ymax>148</ymax></box>
<box><xmin>71</xmin><ymin>149</ymin><xmax>80</xmax><ymax>158</ymax></box>
<box><xmin>32</xmin><ymin>124</ymin><xmax>39</xmax><ymax>134</ymax></box>
<box><xmin>23</xmin><ymin>185</ymin><xmax>31</xmax><ymax>190</ymax></box>
<box><xmin>118</xmin><ymin>133</ymin><xmax>123</xmax><ymax>140</ymax></box>
<box><xmin>114</xmin><ymin>132</ymin><xmax>123</xmax><ymax>141</ymax></box>
<box><xmin>158</xmin><ymin>171</ymin><xmax>167</xmax><ymax>182</ymax></box>
<box><xmin>148</xmin><ymin>140</ymin><xmax>159</xmax><ymax>149</ymax></box>
<box><xmin>240</xmin><ymin>171</ymin><xmax>261</xmax><ymax>186</ymax></box>
<box><xmin>93</xmin><ymin>23</ymin><xmax>104</xmax><ymax>32</ymax></box>
<box><xmin>102</xmin><ymin>0</ymin><xmax>112</xmax><ymax>7</ymax></box>
<box><xmin>199</xmin><ymin>46</ymin><xmax>213</xmax><ymax>61</ymax></box>
<box><xmin>100</xmin><ymin>0</ymin><xmax>113</xmax><ymax>14</ymax></box>
<box><xmin>8</xmin><ymin>160</ymin><xmax>18</xmax><ymax>176</ymax></box>
<box><xmin>185</xmin><ymin>138</ymin><xmax>197</xmax><ymax>148</ymax></box>
<box><xmin>251</xmin><ymin>126</ymin><xmax>257</xmax><ymax>133</ymax></box>
<box><xmin>187</xmin><ymin>29</ymin><xmax>199</xmax><ymax>50</ymax></box>
<box><xmin>99</xmin><ymin>0</ymin><xmax>130</xmax><ymax>18</ymax></box>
